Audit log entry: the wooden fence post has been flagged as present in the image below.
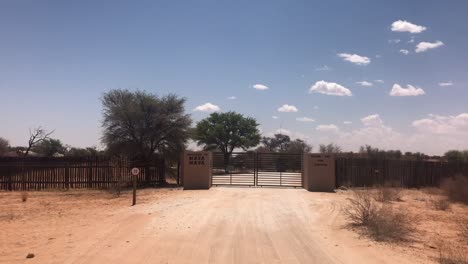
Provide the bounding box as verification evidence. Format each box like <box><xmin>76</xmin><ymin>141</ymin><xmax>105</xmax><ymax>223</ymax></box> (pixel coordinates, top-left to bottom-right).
<box><xmin>65</xmin><ymin>162</ymin><xmax>70</xmax><ymax>190</ymax></box>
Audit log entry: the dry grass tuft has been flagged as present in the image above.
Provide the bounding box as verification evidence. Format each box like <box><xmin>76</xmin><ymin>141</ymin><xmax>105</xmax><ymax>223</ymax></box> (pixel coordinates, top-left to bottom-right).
<box><xmin>441</xmin><ymin>175</ymin><xmax>468</xmax><ymax>205</ymax></box>
<box><xmin>460</xmin><ymin>221</ymin><xmax>468</xmax><ymax>242</ymax></box>
<box><xmin>438</xmin><ymin>243</ymin><xmax>468</xmax><ymax>264</ymax></box>
<box><xmin>21</xmin><ymin>192</ymin><xmax>29</xmax><ymax>202</ymax></box>
<box><xmin>375</xmin><ymin>186</ymin><xmax>403</xmax><ymax>203</ymax></box>
<box><xmin>431</xmin><ymin>197</ymin><xmax>451</xmax><ymax>211</ymax></box>
<box><xmin>343</xmin><ymin>189</ymin><xmax>414</xmax><ymax>242</ymax></box>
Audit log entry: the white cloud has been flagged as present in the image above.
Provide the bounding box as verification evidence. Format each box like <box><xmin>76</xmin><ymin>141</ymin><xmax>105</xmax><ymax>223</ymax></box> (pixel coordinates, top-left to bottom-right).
<box><xmin>296</xmin><ymin>117</ymin><xmax>315</xmax><ymax>122</ymax></box>
<box><xmin>439</xmin><ymin>81</ymin><xmax>454</xmax><ymax>87</ymax></box>
<box><xmin>408</xmin><ymin>37</ymin><xmax>415</xmax><ymax>43</ymax></box>
<box><xmin>343</xmin><ymin>121</ymin><xmax>352</xmax><ymax>125</ymax></box>
<box><xmin>252</xmin><ymin>84</ymin><xmax>269</xmax><ymax>90</ymax></box>
<box><xmin>272</xmin><ymin>116</ymin><xmax>278</xmax><ymax>119</ymax></box>
<box><xmin>375</xmin><ymin>55</ymin><xmax>382</xmax><ymax>58</ymax></box>
<box><xmin>356</xmin><ymin>81</ymin><xmax>373</xmax><ymax>87</ymax></box>
<box><xmin>374</xmin><ymin>80</ymin><xmax>384</xmax><ymax>83</ymax></box>
<box><xmin>314</xmin><ymin>106</ymin><xmax>319</xmax><ymax>110</ymax></box>
<box><xmin>315</xmin><ymin>65</ymin><xmax>332</xmax><ymax>71</ymax></box>
<box><xmin>399</xmin><ymin>49</ymin><xmax>409</xmax><ymax>55</ymax></box>
<box><xmin>361</xmin><ymin>114</ymin><xmax>384</xmax><ymax>127</ymax></box>
<box><xmin>390</xmin><ymin>84</ymin><xmax>425</xmax><ymax>96</ymax></box>
<box><xmin>278</xmin><ymin>104</ymin><xmax>298</xmax><ymax>113</ymax></box>
<box><xmin>227</xmin><ymin>96</ymin><xmax>236</xmax><ymax>100</ymax></box>
<box><xmin>391</xmin><ymin>20</ymin><xmax>427</xmax><ymax>33</ymax></box>
<box><xmin>316</xmin><ymin>124</ymin><xmax>340</xmax><ymax>133</ymax></box>
<box><xmin>412</xmin><ymin>113</ymin><xmax>468</xmax><ymax>135</ymax></box>
<box><xmin>415</xmin><ymin>41</ymin><xmax>444</xmax><ymax>53</ymax></box>
<box><xmin>389</xmin><ymin>39</ymin><xmax>401</xmax><ymax>44</ymax></box>
<box><xmin>193</xmin><ymin>102</ymin><xmax>220</xmax><ymax>112</ymax></box>
<box><xmin>337</xmin><ymin>53</ymin><xmax>371</xmax><ymax>65</ymax></box>
<box><xmin>309</xmin><ymin>80</ymin><xmax>352</xmax><ymax>96</ymax></box>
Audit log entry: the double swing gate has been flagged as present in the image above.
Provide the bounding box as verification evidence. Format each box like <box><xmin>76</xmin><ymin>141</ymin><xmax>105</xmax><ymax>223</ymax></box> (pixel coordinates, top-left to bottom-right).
<box><xmin>211</xmin><ymin>152</ymin><xmax>303</xmax><ymax>187</ymax></box>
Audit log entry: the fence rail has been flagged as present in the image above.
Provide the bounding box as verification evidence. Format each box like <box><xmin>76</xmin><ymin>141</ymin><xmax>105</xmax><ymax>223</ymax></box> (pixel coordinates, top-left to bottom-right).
<box><xmin>336</xmin><ymin>158</ymin><xmax>468</xmax><ymax>188</ymax></box>
<box><xmin>0</xmin><ymin>156</ymin><xmax>165</xmax><ymax>191</ymax></box>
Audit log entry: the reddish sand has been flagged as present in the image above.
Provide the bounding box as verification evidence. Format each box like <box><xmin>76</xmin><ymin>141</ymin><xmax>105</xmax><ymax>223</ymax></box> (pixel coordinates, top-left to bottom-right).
<box><xmin>0</xmin><ymin>187</ymin><xmax>466</xmax><ymax>263</ymax></box>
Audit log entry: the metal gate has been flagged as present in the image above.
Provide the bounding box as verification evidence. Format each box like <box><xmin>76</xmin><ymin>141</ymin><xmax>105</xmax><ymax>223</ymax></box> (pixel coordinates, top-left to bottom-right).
<box><xmin>211</xmin><ymin>152</ymin><xmax>303</xmax><ymax>187</ymax></box>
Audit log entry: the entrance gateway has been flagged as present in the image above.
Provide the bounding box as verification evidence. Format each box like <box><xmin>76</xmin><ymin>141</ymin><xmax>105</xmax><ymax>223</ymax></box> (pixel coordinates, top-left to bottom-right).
<box><xmin>212</xmin><ymin>152</ymin><xmax>303</xmax><ymax>187</ymax></box>
<box><xmin>181</xmin><ymin>151</ymin><xmax>336</xmax><ymax>192</ymax></box>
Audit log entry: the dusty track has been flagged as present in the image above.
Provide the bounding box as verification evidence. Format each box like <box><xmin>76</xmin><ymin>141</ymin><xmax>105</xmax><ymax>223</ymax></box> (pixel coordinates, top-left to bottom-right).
<box><xmin>1</xmin><ymin>188</ymin><xmax>426</xmax><ymax>264</ymax></box>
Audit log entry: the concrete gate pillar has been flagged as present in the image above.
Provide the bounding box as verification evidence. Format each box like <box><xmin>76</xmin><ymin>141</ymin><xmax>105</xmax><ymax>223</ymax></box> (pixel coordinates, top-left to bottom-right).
<box><xmin>303</xmin><ymin>154</ymin><xmax>336</xmax><ymax>192</ymax></box>
<box><xmin>181</xmin><ymin>151</ymin><xmax>212</xmax><ymax>190</ymax></box>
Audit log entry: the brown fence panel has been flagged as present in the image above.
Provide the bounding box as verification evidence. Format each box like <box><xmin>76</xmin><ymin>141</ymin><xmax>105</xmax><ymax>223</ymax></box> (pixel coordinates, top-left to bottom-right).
<box><xmin>336</xmin><ymin>158</ymin><xmax>468</xmax><ymax>188</ymax></box>
<box><xmin>0</xmin><ymin>156</ymin><xmax>165</xmax><ymax>191</ymax></box>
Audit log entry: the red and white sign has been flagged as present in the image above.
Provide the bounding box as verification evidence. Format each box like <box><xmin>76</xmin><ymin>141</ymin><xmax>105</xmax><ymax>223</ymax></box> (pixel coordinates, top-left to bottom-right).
<box><xmin>131</xmin><ymin>167</ymin><xmax>140</xmax><ymax>176</ymax></box>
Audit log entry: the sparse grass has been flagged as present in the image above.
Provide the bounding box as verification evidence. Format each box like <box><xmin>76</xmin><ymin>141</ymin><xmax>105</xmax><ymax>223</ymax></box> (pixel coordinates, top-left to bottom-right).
<box><xmin>343</xmin><ymin>189</ymin><xmax>414</xmax><ymax>242</ymax></box>
<box><xmin>460</xmin><ymin>221</ymin><xmax>468</xmax><ymax>242</ymax></box>
<box><xmin>431</xmin><ymin>197</ymin><xmax>451</xmax><ymax>211</ymax></box>
<box><xmin>21</xmin><ymin>192</ymin><xmax>28</xmax><ymax>202</ymax></box>
<box><xmin>438</xmin><ymin>243</ymin><xmax>468</xmax><ymax>264</ymax></box>
<box><xmin>441</xmin><ymin>175</ymin><xmax>468</xmax><ymax>205</ymax></box>
<box><xmin>375</xmin><ymin>185</ymin><xmax>403</xmax><ymax>203</ymax></box>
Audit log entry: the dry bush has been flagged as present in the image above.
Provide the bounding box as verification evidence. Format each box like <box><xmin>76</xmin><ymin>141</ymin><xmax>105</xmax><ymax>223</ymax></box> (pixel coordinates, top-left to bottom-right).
<box><xmin>343</xmin><ymin>189</ymin><xmax>377</xmax><ymax>226</ymax></box>
<box><xmin>375</xmin><ymin>185</ymin><xmax>403</xmax><ymax>203</ymax></box>
<box><xmin>344</xmin><ymin>189</ymin><xmax>414</xmax><ymax>242</ymax></box>
<box><xmin>430</xmin><ymin>197</ymin><xmax>451</xmax><ymax>211</ymax></box>
<box><xmin>438</xmin><ymin>244</ymin><xmax>468</xmax><ymax>264</ymax></box>
<box><xmin>21</xmin><ymin>192</ymin><xmax>28</xmax><ymax>202</ymax></box>
<box><xmin>441</xmin><ymin>175</ymin><xmax>468</xmax><ymax>205</ymax></box>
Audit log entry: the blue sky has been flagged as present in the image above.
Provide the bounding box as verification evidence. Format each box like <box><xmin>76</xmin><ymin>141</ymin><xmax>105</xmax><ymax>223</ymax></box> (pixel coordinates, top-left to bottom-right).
<box><xmin>1</xmin><ymin>0</ymin><xmax>467</xmax><ymax>155</ymax></box>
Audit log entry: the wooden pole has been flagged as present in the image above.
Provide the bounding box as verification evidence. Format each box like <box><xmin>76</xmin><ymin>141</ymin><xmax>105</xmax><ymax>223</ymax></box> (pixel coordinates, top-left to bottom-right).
<box><xmin>132</xmin><ymin>175</ymin><xmax>137</xmax><ymax>206</ymax></box>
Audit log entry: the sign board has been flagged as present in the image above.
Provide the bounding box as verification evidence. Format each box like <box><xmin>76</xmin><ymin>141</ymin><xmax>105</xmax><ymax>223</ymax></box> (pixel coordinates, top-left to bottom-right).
<box><xmin>303</xmin><ymin>154</ymin><xmax>335</xmax><ymax>192</ymax></box>
<box><xmin>187</xmin><ymin>153</ymin><xmax>207</xmax><ymax>166</ymax></box>
<box><xmin>131</xmin><ymin>167</ymin><xmax>140</xmax><ymax>176</ymax></box>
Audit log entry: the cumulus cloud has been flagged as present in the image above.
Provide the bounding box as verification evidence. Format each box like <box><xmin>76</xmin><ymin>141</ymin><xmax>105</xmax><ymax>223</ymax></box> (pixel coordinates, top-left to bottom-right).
<box><xmin>356</xmin><ymin>81</ymin><xmax>373</xmax><ymax>87</ymax></box>
<box><xmin>253</xmin><ymin>84</ymin><xmax>269</xmax><ymax>90</ymax></box>
<box><xmin>390</xmin><ymin>84</ymin><xmax>425</xmax><ymax>96</ymax></box>
<box><xmin>412</xmin><ymin>113</ymin><xmax>468</xmax><ymax>135</ymax></box>
<box><xmin>391</xmin><ymin>20</ymin><xmax>427</xmax><ymax>33</ymax></box>
<box><xmin>309</xmin><ymin>80</ymin><xmax>352</xmax><ymax>96</ymax></box>
<box><xmin>415</xmin><ymin>41</ymin><xmax>444</xmax><ymax>53</ymax></box>
<box><xmin>361</xmin><ymin>114</ymin><xmax>384</xmax><ymax>127</ymax></box>
<box><xmin>278</xmin><ymin>104</ymin><xmax>298</xmax><ymax>113</ymax></box>
<box><xmin>389</xmin><ymin>39</ymin><xmax>401</xmax><ymax>44</ymax></box>
<box><xmin>316</xmin><ymin>124</ymin><xmax>340</xmax><ymax>133</ymax></box>
<box><xmin>193</xmin><ymin>103</ymin><xmax>220</xmax><ymax>112</ymax></box>
<box><xmin>374</xmin><ymin>80</ymin><xmax>384</xmax><ymax>83</ymax></box>
<box><xmin>337</xmin><ymin>53</ymin><xmax>371</xmax><ymax>65</ymax></box>
<box><xmin>439</xmin><ymin>81</ymin><xmax>454</xmax><ymax>87</ymax></box>
<box><xmin>399</xmin><ymin>49</ymin><xmax>409</xmax><ymax>55</ymax></box>
<box><xmin>296</xmin><ymin>117</ymin><xmax>315</xmax><ymax>122</ymax></box>
<box><xmin>343</xmin><ymin>121</ymin><xmax>352</xmax><ymax>125</ymax></box>
<box><xmin>272</xmin><ymin>116</ymin><xmax>279</xmax><ymax>119</ymax></box>
<box><xmin>227</xmin><ymin>96</ymin><xmax>236</xmax><ymax>100</ymax></box>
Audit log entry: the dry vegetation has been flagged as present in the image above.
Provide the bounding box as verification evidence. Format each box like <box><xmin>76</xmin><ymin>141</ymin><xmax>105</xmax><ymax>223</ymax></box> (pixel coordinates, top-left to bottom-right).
<box><xmin>343</xmin><ymin>176</ymin><xmax>468</xmax><ymax>263</ymax></box>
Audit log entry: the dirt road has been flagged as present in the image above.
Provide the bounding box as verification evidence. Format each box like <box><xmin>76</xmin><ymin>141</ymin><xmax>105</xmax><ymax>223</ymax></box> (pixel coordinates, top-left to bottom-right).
<box><xmin>1</xmin><ymin>188</ymin><xmax>425</xmax><ymax>264</ymax></box>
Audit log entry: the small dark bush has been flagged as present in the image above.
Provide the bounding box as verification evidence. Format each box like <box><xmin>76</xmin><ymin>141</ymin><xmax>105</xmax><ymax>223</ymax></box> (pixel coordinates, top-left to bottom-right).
<box><xmin>441</xmin><ymin>175</ymin><xmax>468</xmax><ymax>205</ymax></box>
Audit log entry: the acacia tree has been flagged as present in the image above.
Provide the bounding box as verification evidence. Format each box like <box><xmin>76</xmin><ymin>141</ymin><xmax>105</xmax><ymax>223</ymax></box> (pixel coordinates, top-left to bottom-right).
<box><xmin>32</xmin><ymin>138</ymin><xmax>66</xmax><ymax>157</ymax></box>
<box><xmin>25</xmin><ymin>127</ymin><xmax>55</xmax><ymax>156</ymax></box>
<box><xmin>319</xmin><ymin>143</ymin><xmax>342</xmax><ymax>154</ymax></box>
<box><xmin>101</xmin><ymin>89</ymin><xmax>191</xmax><ymax>161</ymax></box>
<box><xmin>259</xmin><ymin>134</ymin><xmax>312</xmax><ymax>153</ymax></box>
<box><xmin>194</xmin><ymin>111</ymin><xmax>260</xmax><ymax>168</ymax></box>
<box><xmin>0</xmin><ymin>137</ymin><xmax>9</xmax><ymax>155</ymax></box>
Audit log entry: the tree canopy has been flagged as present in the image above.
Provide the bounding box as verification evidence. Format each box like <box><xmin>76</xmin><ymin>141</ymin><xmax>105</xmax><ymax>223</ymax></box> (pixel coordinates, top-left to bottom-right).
<box><xmin>194</xmin><ymin>111</ymin><xmax>260</xmax><ymax>162</ymax></box>
<box><xmin>258</xmin><ymin>134</ymin><xmax>312</xmax><ymax>153</ymax></box>
<box><xmin>0</xmin><ymin>137</ymin><xmax>9</xmax><ymax>155</ymax></box>
<box><xmin>101</xmin><ymin>89</ymin><xmax>191</xmax><ymax>161</ymax></box>
<box><xmin>319</xmin><ymin>143</ymin><xmax>342</xmax><ymax>154</ymax></box>
<box><xmin>32</xmin><ymin>138</ymin><xmax>66</xmax><ymax>157</ymax></box>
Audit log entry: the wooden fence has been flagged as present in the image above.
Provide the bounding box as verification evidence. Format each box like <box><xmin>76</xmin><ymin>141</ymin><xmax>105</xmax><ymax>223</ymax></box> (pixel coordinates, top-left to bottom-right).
<box><xmin>336</xmin><ymin>158</ymin><xmax>468</xmax><ymax>188</ymax></box>
<box><xmin>0</xmin><ymin>156</ymin><xmax>165</xmax><ymax>191</ymax></box>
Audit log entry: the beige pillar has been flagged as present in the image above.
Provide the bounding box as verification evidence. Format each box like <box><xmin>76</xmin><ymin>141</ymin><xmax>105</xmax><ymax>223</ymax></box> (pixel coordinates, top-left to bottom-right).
<box><xmin>182</xmin><ymin>151</ymin><xmax>212</xmax><ymax>190</ymax></box>
<box><xmin>303</xmin><ymin>154</ymin><xmax>336</xmax><ymax>192</ymax></box>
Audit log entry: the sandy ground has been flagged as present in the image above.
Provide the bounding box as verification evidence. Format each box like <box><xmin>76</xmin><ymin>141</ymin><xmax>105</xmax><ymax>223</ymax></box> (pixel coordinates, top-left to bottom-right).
<box><xmin>0</xmin><ymin>187</ymin><xmax>466</xmax><ymax>264</ymax></box>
